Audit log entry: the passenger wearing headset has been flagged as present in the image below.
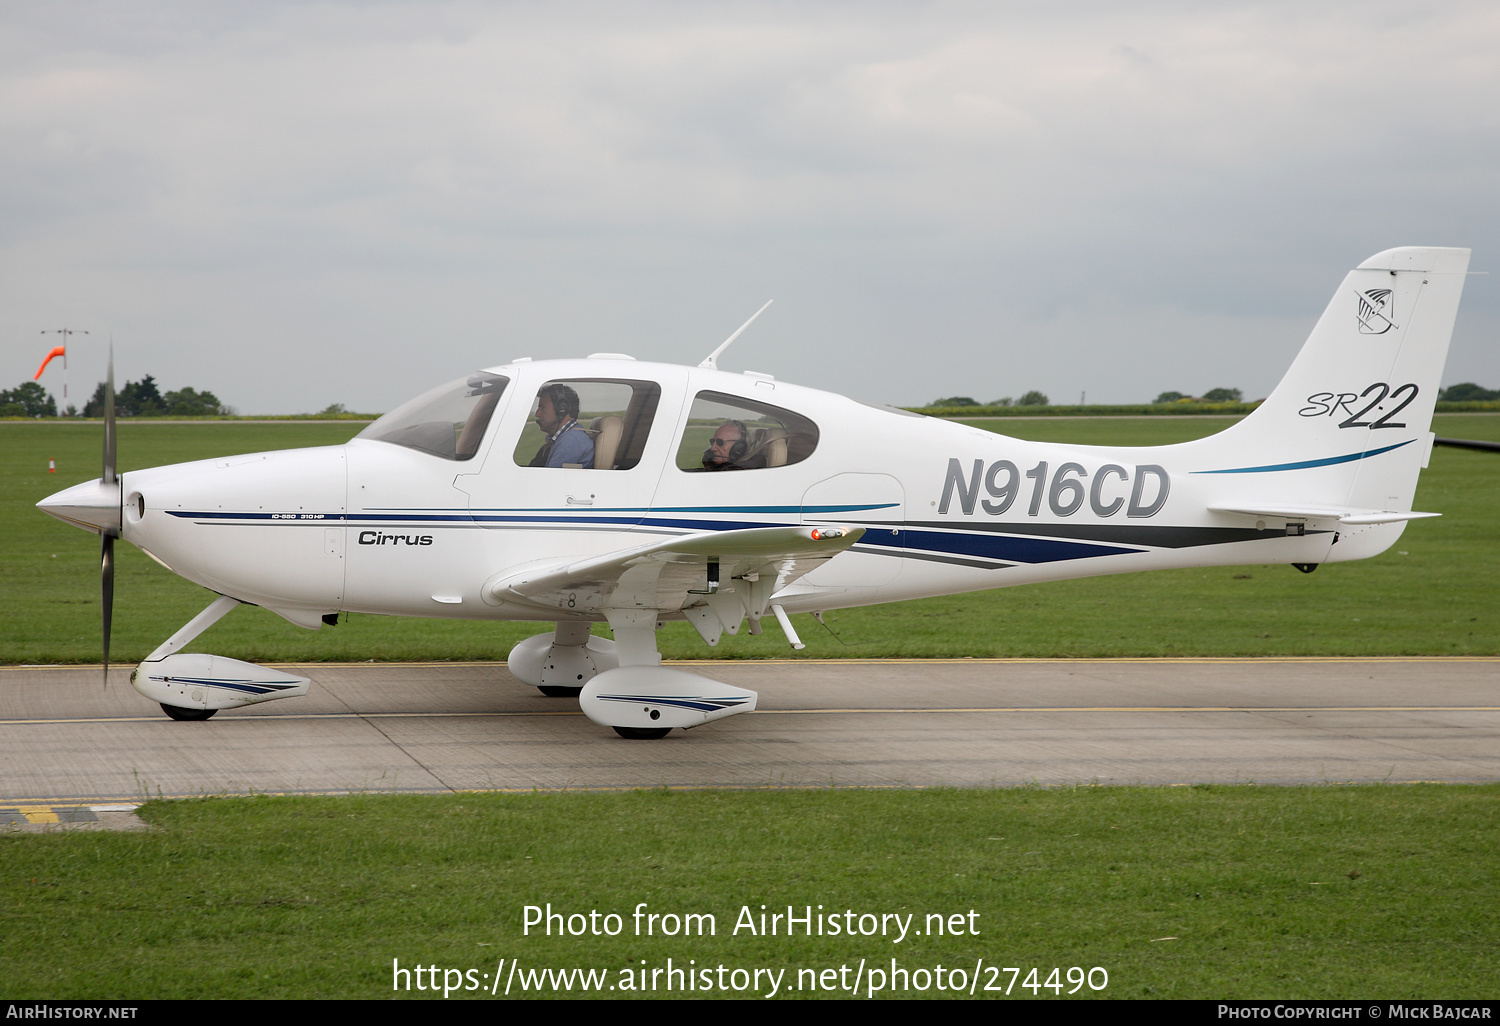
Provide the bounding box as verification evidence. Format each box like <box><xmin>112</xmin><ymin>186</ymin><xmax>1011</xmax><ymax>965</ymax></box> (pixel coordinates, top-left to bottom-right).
<box><xmin>700</xmin><ymin>419</ymin><xmax>755</xmax><ymax>471</ymax></box>
<box><xmin>530</xmin><ymin>383</ymin><xmax>595</xmax><ymax>469</ymax></box>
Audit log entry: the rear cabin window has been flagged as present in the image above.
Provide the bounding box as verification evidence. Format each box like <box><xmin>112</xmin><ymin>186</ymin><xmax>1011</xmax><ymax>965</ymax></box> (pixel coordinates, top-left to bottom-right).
<box><xmin>356</xmin><ymin>373</ymin><xmax>509</xmax><ymax>461</ymax></box>
<box><xmin>675</xmin><ymin>391</ymin><xmax>819</xmax><ymax>472</ymax></box>
<box><xmin>511</xmin><ymin>379</ymin><xmax>662</xmax><ymax>470</ymax></box>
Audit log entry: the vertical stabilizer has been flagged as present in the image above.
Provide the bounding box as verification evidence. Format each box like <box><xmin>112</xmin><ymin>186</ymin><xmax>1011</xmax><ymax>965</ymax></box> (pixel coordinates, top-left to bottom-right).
<box><xmin>1191</xmin><ymin>247</ymin><xmax>1469</xmax><ymax>516</ymax></box>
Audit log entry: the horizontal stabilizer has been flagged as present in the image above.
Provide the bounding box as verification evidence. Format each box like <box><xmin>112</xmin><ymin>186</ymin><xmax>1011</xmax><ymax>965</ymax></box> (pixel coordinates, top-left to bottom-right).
<box><xmin>1209</xmin><ymin>504</ymin><xmax>1440</xmax><ymax>525</ymax></box>
<box><xmin>1434</xmin><ymin>436</ymin><xmax>1500</xmax><ymax>453</ymax></box>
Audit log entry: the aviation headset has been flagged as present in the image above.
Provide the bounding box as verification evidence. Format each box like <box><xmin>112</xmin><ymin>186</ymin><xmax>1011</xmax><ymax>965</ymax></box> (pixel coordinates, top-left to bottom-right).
<box><xmin>705</xmin><ymin>420</ymin><xmax>750</xmax><ymax>465</ymax></box>
<box><xmin>540</xmin><ymin>383</ymin><xmax>581</xmax><ymax>422</ymax></box>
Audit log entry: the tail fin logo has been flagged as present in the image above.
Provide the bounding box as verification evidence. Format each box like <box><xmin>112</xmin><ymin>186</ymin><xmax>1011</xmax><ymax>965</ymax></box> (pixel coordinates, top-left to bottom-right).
<box><xmin>1355</xmin><ymin>288</ymin><xmax>1397</xmax><ymax>334</ymax></box>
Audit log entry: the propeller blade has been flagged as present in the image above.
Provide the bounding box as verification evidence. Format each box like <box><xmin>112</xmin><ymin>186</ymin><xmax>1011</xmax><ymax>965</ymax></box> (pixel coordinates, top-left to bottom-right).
<box><xmin>103</xmin><ymin>344</ymin><xmax>116</xmax><ymax>485</ymax></box>
<box><xmin>101</xmin><ymin>344</ymin><xmax>118</xmax><ymax>686</ymax></box>
<box><xmin>101</xmin><ymin>533</ymin><xmax>114</xmax><ymax>687</ymax></box>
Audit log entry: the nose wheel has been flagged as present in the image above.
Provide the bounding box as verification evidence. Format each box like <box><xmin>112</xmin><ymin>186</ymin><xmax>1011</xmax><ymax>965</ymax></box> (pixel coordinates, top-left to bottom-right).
<box><xmin>160</xmin><ymin>703</ymin><xmax>217</xmax><ymax>721</ymax></box>
<box><xmin>612</xmin><ymin>726</ymin><xmax>671</xmax><ymax>740</ymax></box>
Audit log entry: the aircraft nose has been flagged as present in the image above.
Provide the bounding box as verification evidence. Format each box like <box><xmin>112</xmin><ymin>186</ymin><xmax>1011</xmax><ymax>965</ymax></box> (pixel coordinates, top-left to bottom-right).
<box><xmin>37</xmin><ymin>478</ymin><xmax>123</xmax><ymax>535</ymax></box>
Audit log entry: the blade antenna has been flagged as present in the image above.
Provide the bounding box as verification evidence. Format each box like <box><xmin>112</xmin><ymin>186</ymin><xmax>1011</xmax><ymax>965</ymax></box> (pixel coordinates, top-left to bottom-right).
<box><xmin>699</xmin><ymin>300</ymin><xmax>772</xmax><ymax>371</ymax></box>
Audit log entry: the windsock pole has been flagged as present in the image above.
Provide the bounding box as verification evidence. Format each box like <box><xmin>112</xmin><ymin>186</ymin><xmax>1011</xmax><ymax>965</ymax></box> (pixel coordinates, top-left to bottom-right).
<box><xmin>39</xmin><ymin>329</ymin><xmax>86</xmax><ymax>405</ymax></box>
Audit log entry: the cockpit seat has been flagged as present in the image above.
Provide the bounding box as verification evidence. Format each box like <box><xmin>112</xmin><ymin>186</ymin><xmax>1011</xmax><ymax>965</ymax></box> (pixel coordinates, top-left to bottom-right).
<box><xmin>589</xmin><ymin>415</ymin><xmax>624</xmax><ymax>470</ymax></box>
<box><xmin>748</xmin><ymin>427</ymin><xmax>788</xmax><ymax>468</ymax></box>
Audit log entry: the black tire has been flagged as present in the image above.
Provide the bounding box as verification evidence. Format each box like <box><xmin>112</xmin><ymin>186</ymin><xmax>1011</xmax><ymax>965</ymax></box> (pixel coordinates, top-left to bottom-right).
<box><xmin>537</xmin><ymin>686</ymin><xmax>583</xmax><ymax>698</ymax></box>
<box><xmin>612</xmin><ymin>726</ymin><xmax>671</xmax><ymax>740</ymax></box>
<box><xmin>160</xmin><ymin>703</ymin><xmax>217</xmax><ymax>721</ymax></box>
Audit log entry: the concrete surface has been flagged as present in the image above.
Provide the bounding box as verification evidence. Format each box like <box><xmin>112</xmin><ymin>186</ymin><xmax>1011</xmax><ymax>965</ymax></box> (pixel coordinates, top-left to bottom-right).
<box><xmin>2</xmin><ymin>658</ymin><xmax>1496</xmax><ymax>801</ymax></box>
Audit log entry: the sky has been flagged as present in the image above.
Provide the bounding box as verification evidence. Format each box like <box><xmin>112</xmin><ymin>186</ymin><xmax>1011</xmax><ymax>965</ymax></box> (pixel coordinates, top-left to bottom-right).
<box><xmin>3</xmin><ymin>1</ymin><xmax>1498</xmax><ymax>414</ymax></box>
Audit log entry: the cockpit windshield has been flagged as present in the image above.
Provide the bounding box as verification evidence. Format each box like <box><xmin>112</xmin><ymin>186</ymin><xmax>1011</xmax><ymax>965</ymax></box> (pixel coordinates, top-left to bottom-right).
<box><xmin>356</xmin><ymin>373</ymin><xmax>509</xmax><ymax>461</ymax></box>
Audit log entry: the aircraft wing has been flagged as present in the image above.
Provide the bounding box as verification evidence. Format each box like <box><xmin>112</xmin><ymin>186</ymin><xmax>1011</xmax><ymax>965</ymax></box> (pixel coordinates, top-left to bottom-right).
<box><xmin>485</xmin><ymin>525</ymin><xmax>864</xmax><ymax>615</ymax></box>
<box><xmin>1208</xmin><ymin>504</ymin><xmax>1440</xmax><ymax>525</ymax></box>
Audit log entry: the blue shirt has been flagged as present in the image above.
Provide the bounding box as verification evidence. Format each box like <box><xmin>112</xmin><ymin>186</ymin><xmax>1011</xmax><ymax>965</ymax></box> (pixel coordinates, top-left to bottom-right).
<box><xmin>544</xmin><ymin>420</ymin><xmax>595</xmax><ymax>469</ymax></box>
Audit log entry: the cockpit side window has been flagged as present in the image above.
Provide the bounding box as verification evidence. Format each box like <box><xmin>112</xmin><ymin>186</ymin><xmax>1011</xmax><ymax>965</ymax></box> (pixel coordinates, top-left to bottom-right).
<box><xmin>356</xmin><ymin>373</ymin><xmax>509</xmax><ymax>461</ymax></box>
<box><xmin>675</xmin><ymin>391</ymin><xmax>819</xmax><ymax>472</ymax></box>
<box><xmin>512</xmin><ymin>379</ymin><xmax>662</xmax><ymax>470</ymax></box>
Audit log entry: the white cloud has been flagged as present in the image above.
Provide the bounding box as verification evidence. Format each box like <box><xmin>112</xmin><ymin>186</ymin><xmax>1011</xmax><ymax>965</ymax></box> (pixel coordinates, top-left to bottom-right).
<box><xmin>2</xmin><ymin>1</ymin><xmax>1497</xmax><ymax>411</ymax></box>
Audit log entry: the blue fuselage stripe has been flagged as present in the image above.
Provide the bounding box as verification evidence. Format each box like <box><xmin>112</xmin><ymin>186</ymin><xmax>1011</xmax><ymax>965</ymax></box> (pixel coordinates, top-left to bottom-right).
<box><xmin>1193</xmin><ymin>439</ymin><xmax>1413</xmax><ymax>474</ymax></box>
<box><xmin>149</xmin><ymin>675</ymin><xmax>298</xmax><ymax>695</ymax></box>
<box><xmin>167</xmin><ymin>512</ymin><xmax>1147</xmax><ymax>564</ymax></box>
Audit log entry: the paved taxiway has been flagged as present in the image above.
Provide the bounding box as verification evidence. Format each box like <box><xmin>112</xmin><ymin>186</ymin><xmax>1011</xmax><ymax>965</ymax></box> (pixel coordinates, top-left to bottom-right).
<box><xmin>1</xmin><ymin>658</ymin><xmax>1496</xmax><ymax>801</ymax></box>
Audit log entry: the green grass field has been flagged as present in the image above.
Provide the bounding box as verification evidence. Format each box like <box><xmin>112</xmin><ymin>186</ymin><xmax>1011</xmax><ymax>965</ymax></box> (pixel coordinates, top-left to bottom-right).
<box><xmin>4</xmin><ymin>419</ymin><xmax>1497</xmax><ymax>1001</ymax></box>
<box><xmin>3</xmin><ymin>786</ymin><xmax>1496</xmax><ymax>999</ymax></box>
<box><xmin>3</xmin><ymin>416</ymin><xmax>1497</xmax><ymax>663</ymax></box>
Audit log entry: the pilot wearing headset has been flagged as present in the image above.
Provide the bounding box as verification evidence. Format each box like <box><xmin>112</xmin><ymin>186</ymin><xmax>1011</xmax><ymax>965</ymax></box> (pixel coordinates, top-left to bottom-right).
<box><xmin>530</xmin><ymin>383</ymin><xmax>595</xmax><ymax>469</ymax></box>
<box><xmin>700</xmin><ymin>419</ymin><xmax>753</xmax><ymax>471</ymax></box>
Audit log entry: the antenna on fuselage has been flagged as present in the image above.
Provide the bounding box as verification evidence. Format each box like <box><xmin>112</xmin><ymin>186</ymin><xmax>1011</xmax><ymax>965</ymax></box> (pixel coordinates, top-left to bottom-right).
<box><xmin>699</xmin><ymin>300</ymin><xmax>772</xmax><ymax>370</ymax></box>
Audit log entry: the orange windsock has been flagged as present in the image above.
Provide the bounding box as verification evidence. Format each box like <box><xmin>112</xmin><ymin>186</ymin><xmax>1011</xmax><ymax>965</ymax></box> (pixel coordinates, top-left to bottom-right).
<box><xmin>34</xmin><ymin>346</ymin><xmax>66</xmax><ymax>380</ymax></box>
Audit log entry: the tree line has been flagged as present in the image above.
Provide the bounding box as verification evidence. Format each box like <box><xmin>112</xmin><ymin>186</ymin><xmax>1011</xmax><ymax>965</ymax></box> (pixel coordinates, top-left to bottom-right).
<box><xmin>923</xmin><ymin>383</ymin><xmax>1500</xmax><ymax>410</ymax></box>
<box><xmin>0</xmin><ymin>382</ymin><xmax>57</xmax><ymax>417</ymax></box>
<box><xmin>930</xmin><ymin>391</ymin><xmax>1051</xmax><ymax>408</ymax></box>
<box><xmin>1153</xmin><ymin>388</ymin><xmax>1242</xmax><ymax>403</ymax></box>
<box><xmin>0</xmin><ymin>375</ymin><xmax>228</xmax><ymax>418</ymax></box>
<box><xmin>1437</xmin><ymin>383</ymin><xmax>1500</xmax><ymax>401</ymax></box>
<box><xmin>923</xmin><ymin>388</ymin><xmax>1243</xmax><ymax>409</ymax></box>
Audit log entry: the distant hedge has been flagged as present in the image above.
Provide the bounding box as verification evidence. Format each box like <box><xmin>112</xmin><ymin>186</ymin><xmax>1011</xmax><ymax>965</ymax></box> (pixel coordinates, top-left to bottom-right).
<box><xmin>909</xmin><ymin>400</ymin><xmax>1500</xmax><ymax>418</ymax></box>
<box><xmin>10</xmin><ymin>400</ymin><xmax>1500</xmax><ymax>424</ymax></box>
<box><xmin>0</xmin><ymin>412</ymin><xmax>378</xmax><ymax>422</ymax></box>
<box><xmin>908</xmin><ymin>401</ymin><xmax>1262</xmax><ymax>417</ymax></box>
<box><xmin>1434</xmin><ymin>401</ymin><xmax>1500</xmax><ymax>413</ymax></box>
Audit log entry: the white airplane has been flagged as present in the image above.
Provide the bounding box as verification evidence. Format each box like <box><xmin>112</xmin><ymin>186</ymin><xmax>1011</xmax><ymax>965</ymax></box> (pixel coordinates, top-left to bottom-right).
<box><xmin>38</xmin><ymin>246</ymin><xmax>1470</xmax><ymax>739</ymax></box>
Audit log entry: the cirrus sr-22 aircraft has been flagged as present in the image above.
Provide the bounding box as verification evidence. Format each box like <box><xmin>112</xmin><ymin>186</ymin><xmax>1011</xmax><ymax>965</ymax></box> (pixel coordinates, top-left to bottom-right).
<box><xmin>37</xmin><ymin>246</ymin><xmax>1470</xmax><ymax>739</ymax></box>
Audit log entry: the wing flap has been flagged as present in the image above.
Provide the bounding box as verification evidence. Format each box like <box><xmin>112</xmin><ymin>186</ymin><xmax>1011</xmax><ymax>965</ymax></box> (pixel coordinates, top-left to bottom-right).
<box><xmin>485</xmin><ymin>525</ymin><xmax>864</xmax><ymax>613</ymax></box>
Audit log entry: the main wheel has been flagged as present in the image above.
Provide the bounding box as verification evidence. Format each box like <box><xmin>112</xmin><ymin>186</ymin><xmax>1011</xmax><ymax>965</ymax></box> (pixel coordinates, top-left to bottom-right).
<box><xmin>160</xmin><ymin>703</ymin><xmax>217</xmax><ymax>721</ymax></box>
<box><xmin>537</xmin><ymin>686</ymin><xmax>583</xmax><ymax>698</ymax></box>
<box><xmin>612</xmin><ymin>726</ymin><xmax>671</xmax><ymax>740</ymax></box>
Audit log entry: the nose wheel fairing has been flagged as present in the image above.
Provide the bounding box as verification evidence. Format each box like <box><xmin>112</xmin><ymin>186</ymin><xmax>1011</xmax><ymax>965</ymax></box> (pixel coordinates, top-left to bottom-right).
<box><xmin>132</xmin><ymin>653</ymin><xmax>310</xmax><ymax>712</ymax></box>
<box><xmin>131</xmin><ymin>594</ymin><xmax>311</xmax><ymax>717</ymax></box>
